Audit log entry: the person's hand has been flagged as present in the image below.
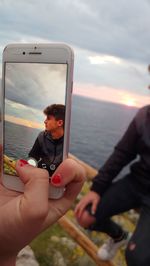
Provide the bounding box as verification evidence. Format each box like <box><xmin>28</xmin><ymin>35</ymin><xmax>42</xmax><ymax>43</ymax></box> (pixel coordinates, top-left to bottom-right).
<box><xmin>74</xmin><ymin>190</ymin><xmax>100</xmax><ymax>219</ymax></box>
<box><xmin>0</xmin><ymin>158</ymin><xmax>85</xmax><ymax>266</ymax></box>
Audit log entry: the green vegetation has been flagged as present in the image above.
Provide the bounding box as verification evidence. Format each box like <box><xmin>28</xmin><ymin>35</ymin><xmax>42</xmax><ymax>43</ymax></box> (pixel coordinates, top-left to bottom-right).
<box><xmin>4</xmin><ymin>162</ymin><xmax>17</xmax><ymax>175</ymax></box>
<box><xmin>30</xmin><ymin>222</ymin><xmax>95</xmax><ymax>266</ymax></box>
<box><xmin>30</xmin><ymin>179</ymin><xmax>138</xmax><ymax>266</ymax></box>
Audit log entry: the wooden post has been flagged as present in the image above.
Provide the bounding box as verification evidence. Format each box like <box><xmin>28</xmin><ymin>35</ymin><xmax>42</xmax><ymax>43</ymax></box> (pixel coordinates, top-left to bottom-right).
<box><xmin>58</xmin><ymin>215</ymin><xmax>114</xmax><ymax>266</ymax></box>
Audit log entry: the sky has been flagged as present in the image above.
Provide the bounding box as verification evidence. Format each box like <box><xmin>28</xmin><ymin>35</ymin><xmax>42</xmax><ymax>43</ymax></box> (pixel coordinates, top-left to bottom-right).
<box><xmin>0</xmin><ymin>0</ymin><xmax>150</xmax><ymax>109</ymax></box>
<box><xmin>5</xmin><ymin>62</ymin><xmax>66</xmax><ymax>128</ymax></box>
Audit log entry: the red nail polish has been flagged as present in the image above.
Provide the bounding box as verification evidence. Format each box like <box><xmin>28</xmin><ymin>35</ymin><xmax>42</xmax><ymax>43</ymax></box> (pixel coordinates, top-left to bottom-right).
<box><xmin>51</xmin><ymin>174</ymin><xmax>62</xmax><ymax>184</ymax></box>
<box><xmin>19</xmin><ymin>159</ymin><xmax>29</xmax><ymax>167</ymax></box>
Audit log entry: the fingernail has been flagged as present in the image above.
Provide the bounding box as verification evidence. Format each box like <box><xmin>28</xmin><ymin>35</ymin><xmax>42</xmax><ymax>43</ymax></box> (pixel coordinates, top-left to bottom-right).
<box><xmin>19</xmin><ymin>159</ymin><xmax>29</xmax><ymax>167</ymax></box>
<box><xmin>91</xmin><ymin>210</ymin><xmax>95</xmax><ymax>215</ymax></box>
<box><xmin>51</xmin><ymin>174</ymin><xmax>62</xmax><ymax>184</ymax></box>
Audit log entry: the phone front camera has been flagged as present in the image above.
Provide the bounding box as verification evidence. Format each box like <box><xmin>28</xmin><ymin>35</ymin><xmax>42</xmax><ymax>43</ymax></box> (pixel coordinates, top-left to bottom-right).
<box><xmin>23</xmin><ymin>51</ymin><xmax>25</xmax><ymax>55</ymax></box>
<box><xmin>34</xmin><ymin>46</ymin><xmax>37</xmax><ymax>50</ymax></box>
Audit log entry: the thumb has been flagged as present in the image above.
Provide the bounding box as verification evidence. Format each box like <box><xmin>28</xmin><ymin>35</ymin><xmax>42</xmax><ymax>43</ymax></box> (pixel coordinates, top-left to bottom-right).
<box><xmin>51</xmin><ymin>158</ymin><xmax>85</xmax><ymax>188</ymax></box>
<box><xmin>91</xmin><ymin>199</ymin><xmax>99</xmax><ymax>215</ymax></box>
<box><xmin>51</xmin><ymin>158</ymin><xmax>86</xmax><ymax>201</ymax></box>
<box><xmin>42</xmin><ymin>158</ymin><xmax>86</xmax><ymax>228</ymax></box>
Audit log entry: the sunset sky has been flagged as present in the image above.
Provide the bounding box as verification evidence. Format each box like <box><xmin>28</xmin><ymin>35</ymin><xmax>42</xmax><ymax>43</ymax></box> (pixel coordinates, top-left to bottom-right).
<box><xmin>0</xmin><ymin>0</ymin><xmax>149</xmax><ymax>119</ymax></box>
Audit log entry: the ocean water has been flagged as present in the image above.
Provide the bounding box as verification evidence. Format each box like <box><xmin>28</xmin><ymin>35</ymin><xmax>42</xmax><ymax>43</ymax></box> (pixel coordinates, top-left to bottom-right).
<box><xmin>5</xmin><ymin>121</ymin><xmax>40</xmax><ymax>160</ymax></box>
<box><xmin>70</xmin><ymin>95</ymin><xmax>138</xmax><ymax>170</ymax></box>
<box><xmin>5</xmin><ymin>95</ymin><xmax>138</xmax><ymax>174</ymax></box>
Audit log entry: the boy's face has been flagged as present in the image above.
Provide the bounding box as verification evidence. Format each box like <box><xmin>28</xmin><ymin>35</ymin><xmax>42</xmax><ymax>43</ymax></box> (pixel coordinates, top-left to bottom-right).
<box><xmin>44</xmin><ymin>115</ymin><xmax>63</xmax><ymax>132</ymax></box>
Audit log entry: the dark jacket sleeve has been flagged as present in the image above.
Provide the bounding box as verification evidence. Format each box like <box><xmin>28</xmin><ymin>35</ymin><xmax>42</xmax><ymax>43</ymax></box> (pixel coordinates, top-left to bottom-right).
<box><xmin>28</xmin><ymin>137</ymin><xmax>41</xmax><ymax>160</ymax></box>
<box><xmin>91</xmin><ymin>118</ymin><xmax>139</xmax><ymax>196</ymax></box>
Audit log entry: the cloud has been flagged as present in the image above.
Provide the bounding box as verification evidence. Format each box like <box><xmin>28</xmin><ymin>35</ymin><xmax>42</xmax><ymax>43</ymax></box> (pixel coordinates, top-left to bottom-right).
<box><xmin>0</xmin><ymin>0</ymin><xmax>150</xmax><ymax>63</ymax></box>
<box><xmin>88</xmin><ymin>55</ymin><xmax>122</xmax><ymax>65</ymax></box>
<box><xmin>5</xmin><ymin>62</ymin><xmax>66</xmax><ymax>109</ymax></box>
<box><xmin>74</xmin><ymin>47</ymin><xmax>149</xmax><ymax>96</ymax></box>
<box><xmin>5</xmin><ymin>99</ymin><xmax>45</xmax><ymax>124</ymax></box>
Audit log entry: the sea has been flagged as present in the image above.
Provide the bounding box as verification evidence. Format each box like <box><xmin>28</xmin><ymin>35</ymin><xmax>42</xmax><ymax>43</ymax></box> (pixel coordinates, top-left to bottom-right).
<box><xmin>70</xmin><ymin>95</ymin><xmax>138</xmax><ymax>168</ymax></box>
<box><xmin>5</xmin><ymin>95</ymin><xmax>138</xmax><ymax>177</ymax></box>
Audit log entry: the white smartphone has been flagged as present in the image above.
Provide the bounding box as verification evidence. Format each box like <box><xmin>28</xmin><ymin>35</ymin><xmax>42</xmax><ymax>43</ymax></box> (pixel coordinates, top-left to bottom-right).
<box><xmin>1</xmin><ymin>43</ymin><xmax>74</xmax><ymax>199</ymax></box>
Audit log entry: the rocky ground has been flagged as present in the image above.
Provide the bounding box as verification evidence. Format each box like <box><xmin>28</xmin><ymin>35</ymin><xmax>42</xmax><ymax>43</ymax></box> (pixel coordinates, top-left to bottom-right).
<box><xmin>16</xmin><ymin>246</ymin><xmax>39</xmax><ymax>266</ymax></box>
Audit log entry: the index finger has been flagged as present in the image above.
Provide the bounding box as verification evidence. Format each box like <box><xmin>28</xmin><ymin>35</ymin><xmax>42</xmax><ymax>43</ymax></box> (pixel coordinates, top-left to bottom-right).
<box><xmin>74</xmin><ymin>200</ymin><xmax>88</xmax><ymax>218</ymax></box>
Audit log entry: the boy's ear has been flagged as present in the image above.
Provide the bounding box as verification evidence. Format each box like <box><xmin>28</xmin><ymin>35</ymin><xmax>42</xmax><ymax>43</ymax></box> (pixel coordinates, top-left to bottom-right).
<box><xmin>58</xmin><ymin>120</ymin><xmax>63</xmax><ymax>127</ymax></box>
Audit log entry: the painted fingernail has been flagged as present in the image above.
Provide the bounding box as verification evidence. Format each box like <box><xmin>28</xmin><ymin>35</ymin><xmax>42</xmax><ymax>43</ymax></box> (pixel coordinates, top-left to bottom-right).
<box><xmin>51</xmin><ymin>174</ymin><xmax>62</xmax><ymax>184</ymax></box>
<box><xmin>19</xmin><ymin>159</ymin><xmax>29</xmax><ymax>167</ymax></box>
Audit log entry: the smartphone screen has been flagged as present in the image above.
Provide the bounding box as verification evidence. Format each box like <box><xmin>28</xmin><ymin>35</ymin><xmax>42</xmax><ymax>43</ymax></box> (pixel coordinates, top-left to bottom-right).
<box><xmin>4</xmin><ymin>62</ymin><xmax>68</xmax><ymax>177</ymax></box>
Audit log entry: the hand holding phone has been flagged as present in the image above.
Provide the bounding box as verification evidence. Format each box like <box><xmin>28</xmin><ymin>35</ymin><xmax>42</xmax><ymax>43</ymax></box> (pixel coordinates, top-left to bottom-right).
<box><xmin>1</xmin><ymin>43</ymin><xmax>74</xmax><ymax>199</ymax></box>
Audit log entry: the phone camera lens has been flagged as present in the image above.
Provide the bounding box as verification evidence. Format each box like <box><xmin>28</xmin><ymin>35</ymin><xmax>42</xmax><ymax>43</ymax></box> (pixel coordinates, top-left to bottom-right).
<box><xmin>34</xmin><ymin>46</ymin><xmax>37</xmax><ymax>50</ymax></box>
<box><xmin>23</xmin><ymin>51</ymin><xmax>25</xmax><ymax>55</ymax></box>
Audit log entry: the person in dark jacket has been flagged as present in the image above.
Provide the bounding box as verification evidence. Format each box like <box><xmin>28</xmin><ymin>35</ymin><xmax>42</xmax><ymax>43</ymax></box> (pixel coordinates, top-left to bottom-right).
<box><xmin>28</xmin><ymin>104</ymin><xmax>65</xmax><ymax>176</ymax></box>
<box><xmin>75</xmin><ymin>104</ymin><xmax>150</xmax><ymax>266</ymax></box>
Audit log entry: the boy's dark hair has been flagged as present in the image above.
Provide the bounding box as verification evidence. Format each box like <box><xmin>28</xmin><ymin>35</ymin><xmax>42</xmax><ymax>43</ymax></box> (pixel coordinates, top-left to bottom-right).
<box><xmin>43</xmin><ymin>104</ymin><xmax>65</xmax><ymax>123</ymax></box>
